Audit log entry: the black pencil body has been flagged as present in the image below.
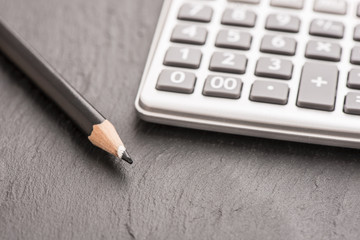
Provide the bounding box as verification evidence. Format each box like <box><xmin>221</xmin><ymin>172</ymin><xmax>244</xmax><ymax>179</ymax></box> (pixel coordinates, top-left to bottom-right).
<box><xmin>0</xmin><ymin>19</ymin><xmax>104</xmax><ymax>135</ymax></box>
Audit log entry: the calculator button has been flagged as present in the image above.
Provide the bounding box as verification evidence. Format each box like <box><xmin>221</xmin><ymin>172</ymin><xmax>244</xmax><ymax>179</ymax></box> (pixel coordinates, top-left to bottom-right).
<box><xmin>313</xmin><ymin>0</ymin><xmax>347</xmax><ymax>15</ymax></box>
<box><xmin>178</xmin><ymin>4</ymin><xmax>213</xmax><ymax>23</ymax></box>
<box><xmin>156</xmin><ymin>70</ymin><xmax>196</xmax><ymax>94</ymax></box>
<box><xmin>260</xmin><ymin>35</ymin><xmax>297</xmax><ymax>56</ymax></box>
<box><xmin>350</xmin><ymin>47</ymin><xmax>360</xmax><ymax>65</ymax></box>
<box><xmin>164</xmin><ymin>47</ymin><xmax>202</xmax><ymax>69</ymax></box>
<box><xmin>344</xmin><ymin>92</ymin><xmax>360</xmax><ymax>115</ymax></box>
<box><xmin>221</xmin><ymin>8</ymin><xmax>257</xmax><ymax>28</ymax></box>
<box><xmin>209</xmin><ymin>52</ymin><xmax>247</xmax><ymax>74</ymax></box>
<box><xmin>270</xmin><ymin>0</ymin><xmax>304</xmax><ymax>9</ymax></box>
<box><xmin>358</xmin><ymin>4</ymin><xmax>360</xmax><ymax>17</ymax></box>
<box><xmin>347</xmin><ymin>69</ymin><xmax>360</xmax><ymax>89</ymax></box>
<box><xmin>203</xmin><ymin>75</ymin><xmax>242</xmax><ymax>99</ymax></box>
<box><xmin>171</xmin><ymin>25</ymin><xmax>207</xmax><ymax>45</ymax></box>
<box><xmin>255</xmin><ymin>57</ymin><xmax>293</xmax><ymax>80</ymax></box>
<box><xmin>310</xmin><ymin>19</ymin><xmax>344</xmax><ymax>39</ymax></box>
<box><xmin>297</xmin><ymin>62</ymin><xmax>338</xmax><ymax>111</ymax></box>
<box><xmin>250</xmin><ymin>80</ymin><xmax>289</xmax><ymax>105</ymax></box>
<box><xmin>265</xmin><ymin>14</ymin><xmax>300</xmax><ymax>33</ymax></box>
<box><xmin>228</xmin><ymin>0</ymin><xmax>260</xmax><ymax>4</ymax></box>
<box><xmin>215</xmin><ymin>29</ymin><xmax>252</xmax><ymax>50</ymax></box>
<box><xmin>305</xmin><ymin>40</ymin><xmax>341</xmax><ymax>62</ymax></box>
<box><xmin>354</xmin><ymin>25</ymin><xmax>360</xmax><ymax>41</ymax></box>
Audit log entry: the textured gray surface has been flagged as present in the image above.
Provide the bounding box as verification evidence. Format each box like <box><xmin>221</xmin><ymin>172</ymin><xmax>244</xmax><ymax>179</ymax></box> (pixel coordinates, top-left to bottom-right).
<box><xmin>0</xmin><ymin>0</ymin><xmax>360</xmax><ymax>239</ymax></box>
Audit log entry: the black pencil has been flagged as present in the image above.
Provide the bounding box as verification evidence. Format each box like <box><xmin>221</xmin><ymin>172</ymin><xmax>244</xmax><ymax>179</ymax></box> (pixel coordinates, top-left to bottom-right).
<box><xmin>0</xmin><ymin>19</ymin><xmax>133</xmax><ymax>164</ymax></box>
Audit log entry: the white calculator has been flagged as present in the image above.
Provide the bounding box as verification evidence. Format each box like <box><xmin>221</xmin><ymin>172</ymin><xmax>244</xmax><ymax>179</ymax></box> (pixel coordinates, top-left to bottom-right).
<box><xmin>135</xmin><ymin>0</ymin><xmax>360</xmax><ymax>148</ymax></box>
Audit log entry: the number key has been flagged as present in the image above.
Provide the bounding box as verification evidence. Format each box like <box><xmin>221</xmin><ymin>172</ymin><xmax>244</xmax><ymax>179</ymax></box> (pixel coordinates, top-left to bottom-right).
<box><xmin>203</xmin><ymin>75</ymin><xmax>243</xmax><ymax>99</ymax></box>
<box><xmin>171</xmin><ymin>25</ymin><xmax>208</xmax><ymax>45</ymax></box>
<box><xmin>209</xmin><ymin>52</ymin><xmax>247</xmax><ymax>74</ymax></box>
<box><xmin>156</xmin><ymin>70</ymin><xmax>196</xmax><ymax>94</ymax></box>
<box><xmin>255</xmin><ymin>57</ymin><xmax>293</xmax><ymax>80</ymax></box>
<box><xmin>265</xmin><ymin>14</ymin><xmax>300</xmax><ymax>33</ymax></box>
<box><xmin>221</xmin><ymin>8</ymin><xmax>257</xmax><ymax>28</ymax></box>
<box><xmin>215</xmin><ymin>29</ymin><xmax>252</xmax><ymax>50</ymax></box>
<box><xmin>260</xmin><ymin>35</ymin><xmax>297</xmax><ymax>56</ymax></box>
<box><xmin>164</xmin><ymin>47</ymin><xmax>202</xmax><ymax>69</ymax></box>
<box><xmin>178</xmin><ymin>4</ymin><xmax>213</xmax><ymax>23</ymax></box>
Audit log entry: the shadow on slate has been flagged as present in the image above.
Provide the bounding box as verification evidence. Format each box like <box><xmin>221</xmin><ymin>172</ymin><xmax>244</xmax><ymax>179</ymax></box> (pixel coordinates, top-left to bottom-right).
<box><xmin>134</xmin><ymin>117</ymin><xmax>360</xmax><ymax>167</ymax></box>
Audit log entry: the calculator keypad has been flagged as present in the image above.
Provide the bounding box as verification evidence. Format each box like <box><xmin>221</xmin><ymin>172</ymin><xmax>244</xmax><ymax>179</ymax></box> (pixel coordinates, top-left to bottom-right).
<box><xmin>270</xmin><ymin>0</ymin><xmax>304</xmax><ymax>9</ymax></box>
<box><xmin>265</xmin><ymin>14</ymin><xmax>300</xmax><ymax>33</ymax></box>
<box><xmin>203</xmin><ymin>75</ymin><xmax>243</xmax><ymax>99</ymax></box>
<box><xmin>350</xmin><ymin>47</ymin><xmax>360</xmax><ymax>65</ymax></box>
<box><xmin>347</xmin><ymin>69</ymin><xmax>360</xmax><ymax>89</ymax></box>
<box><xmin>178</xmin><ymin>4</ymin><xmax>213</xmax><ymax>23</ymax></box>
<box><xmin>209</xmin><ymin>52</ymin><xmax>247</xmax><ymax>74</ymax></box>
<box><xmin>344</xmin><ymin>92</ymin><xmax>360</xmax><ymax>115</ymax></box>
<box><xmin>313</xmin><ymin>0</ymin><xmax>347</xmax><ymax>15</ymax></box>
<box><xmin>297</xmin><ymin>62</ymin><xmax>339</xmax><ymax>111</ymax></box>
<box><xmin>305</xmin><ymin>40</ymin><xmax>341</xmax><ymax>62</ymax></box>
<box><xmin>310</xmin><ymin>19</ymin><xmax>344</xmax><ymax>39</ymax></box>
<box><xmin>171</xmin><ymin>25</ymin><xmax>208</xmax><ymax>45</ymax></box>
<box><xmin>260</xmin><ymin>35</ymin><xmax>297</xmax><ymax>56</ymax></box>
<box><xmin>156</xmin><ymin>70</ymin><xmax>196</xmax><ymax>94</ymax></box>
<box><xmin>221</xmin><ymin>8</ymin><xmax>257</xmax><ymax>28</ymax></box>
<box><xmin>215</xmin><ymin>30</ymin><xmax>252</xmax><ymax>50</ymax></box>
<box><xmin>164</xmin><ymin>47</ymin><xmax>202</xmax><ymax>69</ymax></box>
<box><xmin>255</xmin><ymin>57</ymin><xmax>293</xmax><ymax>80</ymax></box>
<box><xmin>250</xmin><ymin>80</ymin><xmax>289</xmax><ymax>105</ymax></box>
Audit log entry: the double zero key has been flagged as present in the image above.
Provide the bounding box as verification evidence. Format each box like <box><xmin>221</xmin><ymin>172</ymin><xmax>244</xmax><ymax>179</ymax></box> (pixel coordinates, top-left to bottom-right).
<box><xmin>297</xmin><ymin>62</ymin><xmax>338</xmax><ymax>111</ymax></box>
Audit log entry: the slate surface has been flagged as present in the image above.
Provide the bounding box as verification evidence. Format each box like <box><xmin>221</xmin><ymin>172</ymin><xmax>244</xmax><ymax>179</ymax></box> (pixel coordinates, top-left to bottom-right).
<box><xmin>0</xmin><ymin>0</ymin><xmax>360</xmax><ymax>239</ymax></box>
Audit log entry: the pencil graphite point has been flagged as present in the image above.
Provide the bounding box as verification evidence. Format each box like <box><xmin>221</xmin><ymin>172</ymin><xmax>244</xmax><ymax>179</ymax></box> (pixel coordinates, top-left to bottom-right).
<box><xmin>117</xmin><ymin>146</ymin><xmax>133</xmax><ymax>164</ymax></box>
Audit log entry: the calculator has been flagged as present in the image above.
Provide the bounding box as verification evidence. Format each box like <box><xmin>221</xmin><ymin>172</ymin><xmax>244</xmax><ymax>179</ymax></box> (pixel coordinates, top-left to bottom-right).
<box><xmin>135</xmin><ymin>0</ymin><xmax>360</xmax><ymax>148</ymax></box>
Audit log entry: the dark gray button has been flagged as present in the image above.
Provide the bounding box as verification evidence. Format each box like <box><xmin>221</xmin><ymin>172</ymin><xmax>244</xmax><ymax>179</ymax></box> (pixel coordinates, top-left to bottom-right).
<box><xmin>350</xmin><ymin>47</ymin><xmax>360</xmax><ymax>65</ymax></box>
<box><xmin>164</xmin><ymin>47</ymin><xmax>202</xmax><ymax>69</ymax></box>
<box><xmin>215</xmin><ymin>29</ymin><xmax>252</xmax><ymax>50</ymax></box>
<box><xmin>203</xmin><ymin>75</ymin><xmax>242</xmax><ymax>99</ymax></box>
<box><xmin>171</xmin><ymin>25</ymin><xmax>207</xmax><ymax>45</ymax></box>
<box><xmin>314</xmin><ymin>0</ymin><xmax>347</xmax><ymax>15</ymax></box>
<box><xmin>255</xmin><ymin>57</ymin><xmax>293</xmax><ymax>80</ymax></box>
<box><xmin>250</xmin><ymin>80</ymin><xmax>289</xmax><ymax>105</ymax></box>
<box><xmin>228</xmin><ymin>0</ymin><xmax>260</xmax><ymax>4</ymax></box>
<box><xmin>310</xmin><ymin>19</ymin><xmax>344</xmax><ymax>39</ymax></box>
<box><xmin>347</xmin><ymin>69</ymin><xmax>360</xmax><ymax>89</ymax></box>
<box><xmin>358</xmin><ymin>3</ymin><xmax>360</xmax><ymax>17</ymax></box>
<box><xmin>156</xmin><ymin>70</ymin><xmax>196</xmax><ymax>94</ymax></box>
<box><xmin>221</xmin><ymin>8</ymin><xmax>257</xmax><ymax>28</ymax></box>
<box><xmin>270</xmin><ymin>0</ymin><xmax>304</xmax><ymax>9</ymax></box>
<box><xmin>178</xmin><ymin>4</ymin><xmax>213</xmax><ymax>23</ymax></box>
<box><xmin>260</xmin><ymin>35</ymin><xmax>297</xmax><ymax>56</ymax></box>
<box><xmin>209</xmin><ymin>52</ymin><xmax>247</xmax><ymax>74</ymax></box>
<box><xmin>344</xmin><ymin>92</ymin><xmax>360</xmax><ymax>115</ymax></box>
<box><xmin>354</xmin><ymin>25</ymin><xmax>360</xmax><ymax>41</ymax></box>
<box><xmin>265</xmin><ymin>14</ymin><xmax>300</xmax><ymax>33</ymax></box>
<box><xmin>297</xmin><ymin>62</ymin><xmax>339</xmax><ymax>111</ymax></box>
<box><xmin>305</xmin><ymin>40</ymin><xmax>341</xmax><ymax>62</ymax></box>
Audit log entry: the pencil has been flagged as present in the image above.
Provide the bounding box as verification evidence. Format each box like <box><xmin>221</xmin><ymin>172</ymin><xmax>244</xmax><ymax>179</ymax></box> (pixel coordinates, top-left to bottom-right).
<box><xmin>0</xmin><ymin>19</ymin><xmax>133</xmax><ymax>164</ymax></box>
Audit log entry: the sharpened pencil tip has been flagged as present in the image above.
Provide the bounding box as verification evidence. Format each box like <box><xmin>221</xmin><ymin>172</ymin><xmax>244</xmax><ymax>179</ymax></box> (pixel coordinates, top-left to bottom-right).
<box><xmin>121</xmin><ymin>150</ymin><xmax>133</xmax><ymax>164</ymax></box>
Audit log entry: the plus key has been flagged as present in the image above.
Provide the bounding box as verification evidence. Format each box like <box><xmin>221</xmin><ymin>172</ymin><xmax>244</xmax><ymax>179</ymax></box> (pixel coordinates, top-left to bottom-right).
<box><xmin>297</xmin><ymin>62</ymin><xmax>339</xmax><ymax>111</ymax></box>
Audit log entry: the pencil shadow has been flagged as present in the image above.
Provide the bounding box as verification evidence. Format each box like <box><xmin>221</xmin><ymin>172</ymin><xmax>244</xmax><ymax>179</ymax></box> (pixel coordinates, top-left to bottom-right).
<box><xmin>0</xmin><ymin>53</ymin><xmax>128</xmax><ymax>182</ymax></box>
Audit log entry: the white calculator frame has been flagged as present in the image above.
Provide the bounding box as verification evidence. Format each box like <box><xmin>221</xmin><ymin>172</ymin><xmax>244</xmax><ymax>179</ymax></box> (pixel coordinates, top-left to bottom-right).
<box><xmin>135</xmin><ymin>0</ymin><xmax>360</xmax><ymax>148</ymax></box>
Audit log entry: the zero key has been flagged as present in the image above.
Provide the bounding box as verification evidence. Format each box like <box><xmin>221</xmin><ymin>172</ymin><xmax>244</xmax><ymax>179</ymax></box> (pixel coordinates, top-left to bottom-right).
<box><xmin>297</xmin><ymin>62</ymin><xmax>339</xmax><ymax>111</ymax></box>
